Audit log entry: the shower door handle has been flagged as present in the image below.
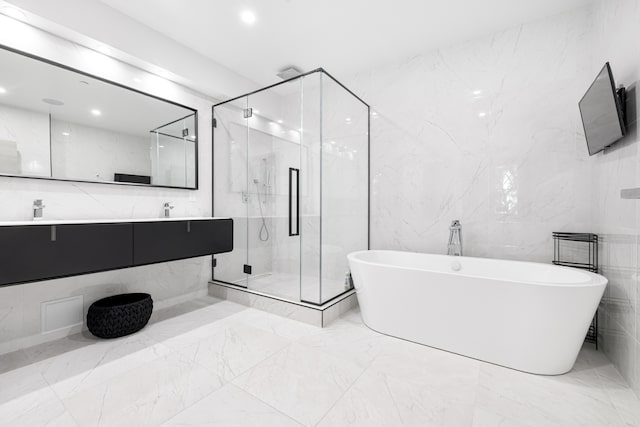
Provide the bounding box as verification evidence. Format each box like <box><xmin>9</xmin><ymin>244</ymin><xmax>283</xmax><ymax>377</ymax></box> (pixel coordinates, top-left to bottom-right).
<box><xmin>289</xmin><ymin>168</ymin><xmax>300</xmax><ymax>236</ymax></box>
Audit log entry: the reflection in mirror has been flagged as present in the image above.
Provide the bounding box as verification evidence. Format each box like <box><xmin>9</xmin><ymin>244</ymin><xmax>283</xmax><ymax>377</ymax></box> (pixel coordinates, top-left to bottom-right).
<box><xmin>0</xmin><ymin>46</ymin><xmax>198</xmax><ymax>189</ymax></box>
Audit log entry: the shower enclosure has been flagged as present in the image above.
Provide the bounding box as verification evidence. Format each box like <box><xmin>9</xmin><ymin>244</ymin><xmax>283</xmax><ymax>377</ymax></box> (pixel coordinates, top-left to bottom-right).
<box><xmin>212</xmin><ymin>69</ymin><xmax>369</xmax><ymax>305</ymax></box>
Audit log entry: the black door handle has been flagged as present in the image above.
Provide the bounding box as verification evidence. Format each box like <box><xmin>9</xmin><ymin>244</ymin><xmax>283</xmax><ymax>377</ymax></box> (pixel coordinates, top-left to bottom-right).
<box><xmin>289</xmin><ymin>168</ymin><xmax>299</xmax><ymax>236</ymax></box>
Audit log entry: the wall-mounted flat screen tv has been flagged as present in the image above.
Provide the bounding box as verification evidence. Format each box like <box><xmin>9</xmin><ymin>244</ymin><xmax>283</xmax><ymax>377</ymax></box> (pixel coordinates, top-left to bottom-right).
<box><xmin>579</xmin><ymin>62</ymin><xmax>626</xmax><ymax>156</ymax></box>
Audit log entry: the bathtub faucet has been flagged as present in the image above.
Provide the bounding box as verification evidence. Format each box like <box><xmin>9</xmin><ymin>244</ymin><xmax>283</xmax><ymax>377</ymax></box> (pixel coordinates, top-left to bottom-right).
<box><xmin>447</xmin><ymin>220</ymin><xmax>463</xmax><ymax>256</ymax></box>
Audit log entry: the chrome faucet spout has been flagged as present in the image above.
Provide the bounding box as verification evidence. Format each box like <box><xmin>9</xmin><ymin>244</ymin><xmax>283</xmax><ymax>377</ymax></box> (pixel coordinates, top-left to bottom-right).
<box><xmin>33</xmin><ymin>199</ymin><xmax>45</xmax><ymax>220</ymax></box>
<box><xmin>447</xmin><ymin>220</ymin><xmax>463</xmax><ymax>256</ymax></box>
<box><xmin>163</xmin><ymin>202</ymin><xmax>174</xmax><ymax>218</ymax></box>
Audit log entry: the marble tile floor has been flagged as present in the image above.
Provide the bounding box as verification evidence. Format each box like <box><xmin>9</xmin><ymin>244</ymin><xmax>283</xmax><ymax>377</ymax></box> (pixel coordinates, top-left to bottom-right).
<box><xmin>0</xmin><ymin>295</ymin><xmax>639</xmax><ymax>427</ymax></box>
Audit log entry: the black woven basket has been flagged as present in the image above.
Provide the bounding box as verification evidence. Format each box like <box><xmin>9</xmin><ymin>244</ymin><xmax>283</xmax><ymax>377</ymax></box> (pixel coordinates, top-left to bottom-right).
<box><xmin>87</xmin><ymin>293</ymin><xmax>153</xmax><ymax>339</ymax></box>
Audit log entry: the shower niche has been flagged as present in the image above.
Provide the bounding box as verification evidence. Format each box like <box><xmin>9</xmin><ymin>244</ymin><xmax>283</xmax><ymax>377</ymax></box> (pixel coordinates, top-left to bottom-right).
<box><xmin>212</xmin><ymin>69</ymin><xmax>369</xmax><ymax>305</ymax></box>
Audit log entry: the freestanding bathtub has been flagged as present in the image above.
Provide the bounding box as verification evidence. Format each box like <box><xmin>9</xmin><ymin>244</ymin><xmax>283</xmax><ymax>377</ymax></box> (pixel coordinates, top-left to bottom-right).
<box><xmin>347</xmin><ymin>250</ymin><xmax>607</xmax><ymax>375</ymax></box>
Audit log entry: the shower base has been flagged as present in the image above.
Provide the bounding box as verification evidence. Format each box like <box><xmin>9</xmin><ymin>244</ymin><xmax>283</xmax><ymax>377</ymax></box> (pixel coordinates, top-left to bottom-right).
<box><xmin>244</xmin><ymin>272</ymin><xmax>347</xmax><ymax>303</ymax></box>
<box><xmin>208</xmin><ymin>279</ymin><xmax>357</xmax><ymax>328</ymax></box>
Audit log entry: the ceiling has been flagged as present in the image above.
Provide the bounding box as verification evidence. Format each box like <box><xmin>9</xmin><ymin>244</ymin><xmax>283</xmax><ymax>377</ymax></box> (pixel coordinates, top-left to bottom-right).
<box><xmin>0</xmin><ymin>46</ymin><xmax>194</xmax><ymax>137</ymax></box>
<box><xmin>100</xmin><ymin>0</ymin><xmax>590</xmax><ymax>88</ymax></box>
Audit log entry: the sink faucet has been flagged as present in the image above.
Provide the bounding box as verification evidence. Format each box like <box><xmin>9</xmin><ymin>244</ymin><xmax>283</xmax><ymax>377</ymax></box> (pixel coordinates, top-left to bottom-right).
<box><xmin>163</xmin><ymin>202</ymin><xmax>174</xmax><ymax>218</ymax></box>
<box><xmin>33</xmin><ymin>199</ymin><xmax>45</xmax><ymax>220</ymax></box>
<box><xmin>447</xmin><ymin>220</ymin><xmax>462</xmax><ymax>256</ymax></box>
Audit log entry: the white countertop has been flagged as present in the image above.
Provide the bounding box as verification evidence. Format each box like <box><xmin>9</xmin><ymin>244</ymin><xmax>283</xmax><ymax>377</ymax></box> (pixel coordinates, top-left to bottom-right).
<box><xmin>0</xmin><ymin>217</ymin><xmax>231</xmax><ymax>226</ymax></box>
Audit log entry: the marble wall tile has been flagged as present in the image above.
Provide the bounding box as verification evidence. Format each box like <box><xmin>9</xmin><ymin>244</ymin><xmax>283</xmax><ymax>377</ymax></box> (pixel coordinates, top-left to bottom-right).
<box><xmin>589</xmin><ymin>0</ymin><xmax>640</xmax><ymax>397</ymax></box>
<box><xmin>0</xmin><ymin>286</ymin><xmax>24</xmax><ymax>344</ymax></box>
<box><xmin>346</xmin><ymin>10</ymin><xmax>593</xmax><ymax>262</ymax></box>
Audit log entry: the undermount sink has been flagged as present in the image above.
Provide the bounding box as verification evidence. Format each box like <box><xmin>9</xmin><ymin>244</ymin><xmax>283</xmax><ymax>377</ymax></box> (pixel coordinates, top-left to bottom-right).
<box><xmin>0</xmin><ymin>217</ymin><xmax>227</xmax><ymax>226</ymax></box>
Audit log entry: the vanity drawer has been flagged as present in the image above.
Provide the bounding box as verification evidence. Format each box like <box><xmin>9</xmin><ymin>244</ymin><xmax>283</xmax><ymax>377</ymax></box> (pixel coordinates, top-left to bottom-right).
<box><xmin>0</xmin><ymin>223</ymin><xmax>133</xmax><ymax>286</ymax></box>
<box><xmin>132</xmin><ymin>218</ymin><xmax>233</xmax><ymax>265</ymax></box>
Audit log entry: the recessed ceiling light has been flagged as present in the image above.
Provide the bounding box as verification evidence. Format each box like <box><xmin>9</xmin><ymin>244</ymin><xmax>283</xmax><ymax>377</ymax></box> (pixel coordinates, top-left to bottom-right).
<box><xmin>91</xmin><ymin>109</ymin><xmax>102</xmax><ymax>116</ymax></box>
<box><xmin>473</xmin><ymin>89</ymin><xmax>482</xmax><ymax>96</ymax></box>
<box><xmin>277</xmin><ymin>119</ymin><xmax>283</xmax><ymax>124</ymax></box>
<box><xmin>371</xmin><ymin>111</ymin><xmax>377</xmax><ymax>116</ymax></box>
<box><xmin>253</xmin><ymin>109</ymin><xmax>260</xmax><ymax>114</ymax></box>
<box><xmin>0</xmin><ymin>87</ymin><xmax>6</xmax><ymax>94</ymax></box>
<box><xmin>62</xmin><ymin>132</ymin><xmax>70</xmax><ymax>136</ymax></box>
<box><xmin>240</xmin><ymin>10</ymin><xmax>256</xmax><ymax>25</ymax></box>
<box><xmin>478</xmin><ymin>112</ymin><xmax>487</xmax><ymax>118</ymax></box>
<box><xmin>345</xmin><ymin>117</ymin><xmax>352</xmax><ymax>121</ymax></box>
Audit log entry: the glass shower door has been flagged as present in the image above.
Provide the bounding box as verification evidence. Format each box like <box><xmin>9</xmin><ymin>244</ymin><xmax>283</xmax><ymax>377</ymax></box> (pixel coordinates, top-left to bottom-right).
<box><xmin>245</xmin><ymin>81</ymin><xmax>302</xmax><ymax>301</ymax></box>
<box><xmin>212</xmin><ymin>96</ymin><xmax>249</xmax><ymax>288</ymax></box>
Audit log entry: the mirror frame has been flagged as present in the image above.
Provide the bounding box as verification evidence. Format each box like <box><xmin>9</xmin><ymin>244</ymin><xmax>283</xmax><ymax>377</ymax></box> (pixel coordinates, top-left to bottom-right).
<box><xmin>0</xmin><ymin>44</ymin><xmax>199</xmax><ymax>190</ymax></box>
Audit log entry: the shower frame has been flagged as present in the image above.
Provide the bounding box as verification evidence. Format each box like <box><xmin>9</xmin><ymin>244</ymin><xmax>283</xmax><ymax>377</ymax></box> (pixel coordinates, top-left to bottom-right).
<box><xmin>211</xmin><ymin>68</ymin><xmax>370</xmax><ymax>306</ymax></box>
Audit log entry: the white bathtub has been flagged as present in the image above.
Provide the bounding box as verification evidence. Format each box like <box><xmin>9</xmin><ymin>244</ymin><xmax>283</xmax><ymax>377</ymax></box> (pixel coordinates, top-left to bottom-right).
<box><xmin>347</xmin><ymin>250</ymin><xmax>607</xmax><ymax>375</ymax></box>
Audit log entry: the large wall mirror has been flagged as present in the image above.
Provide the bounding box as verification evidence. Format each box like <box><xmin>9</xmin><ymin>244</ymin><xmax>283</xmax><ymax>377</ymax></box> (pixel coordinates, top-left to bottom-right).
<box><xmin>0</xmin><ymin>46</ymin><xmax>198</xmax><ymax>189</ymax></box>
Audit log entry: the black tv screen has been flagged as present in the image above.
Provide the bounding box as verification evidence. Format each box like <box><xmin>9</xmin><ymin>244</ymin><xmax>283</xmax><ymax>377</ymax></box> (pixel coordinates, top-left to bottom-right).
<box><xmin>579</xmin><ymin>62</ymin><xmax>626</xmax><ymax>156</ymax></box>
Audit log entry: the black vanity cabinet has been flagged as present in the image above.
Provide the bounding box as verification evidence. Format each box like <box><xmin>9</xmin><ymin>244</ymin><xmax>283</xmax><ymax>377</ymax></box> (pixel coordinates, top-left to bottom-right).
<box><xmin>0</xmin><ymin>223</ymin><xmax>133</xmax><ymax>286</ymax></box>
<box><xmin>0</xmin><ymin>218</ymin><xmax>233</xmax><ymax>287</ymax></box>
<box><xmin>133</xmin><ymin>218</ymin><xmax>233</xmax><ymax>265</ymax></box>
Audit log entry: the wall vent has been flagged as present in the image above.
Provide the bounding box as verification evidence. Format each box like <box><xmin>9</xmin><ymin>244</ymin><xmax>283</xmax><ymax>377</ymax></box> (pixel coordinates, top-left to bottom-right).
<box><xmin>41</xmin><ymin>295</ymin><xmax>84</xmax><ymax>334</ymax></box>
<box><xmin>276</xmin><ymin>66</ymin><xmax>303</xmax><ymax>80</ymax></box>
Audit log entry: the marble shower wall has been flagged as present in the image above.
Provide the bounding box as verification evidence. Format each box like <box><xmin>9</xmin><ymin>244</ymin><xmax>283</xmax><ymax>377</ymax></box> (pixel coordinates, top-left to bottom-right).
<box><xmin>0</xmin><ymin>15</ymin><xmax>215</xmax><ymax>354</ymax></box>
<box><xmin>346</xmin><ymin>9</ymin><xmax>593</xmax><ymax>262</ymax></box>
<box><xmin>589</xmin><ymin>0</ymin><xmax>640</xmax><ymax>399</ymax></box>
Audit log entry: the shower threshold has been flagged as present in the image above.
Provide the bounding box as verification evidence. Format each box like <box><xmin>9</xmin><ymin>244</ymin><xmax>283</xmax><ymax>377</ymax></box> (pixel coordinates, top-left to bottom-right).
<box><xmin>208</xmin><ymin>280</ymin><xmax>357</xmax><ymax>327</ymax></box>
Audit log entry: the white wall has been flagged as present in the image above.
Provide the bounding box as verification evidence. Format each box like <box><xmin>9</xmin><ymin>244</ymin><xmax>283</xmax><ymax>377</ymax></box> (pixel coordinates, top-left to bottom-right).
<box><xmin>0</xmin><ymin>14</ymin><xmax>217</xmax><ymax>354</ymax></box>
<box><xmin>345</xmin><ymin>9</ymin><xmax>593</xmax><ymax>262</ymax></box>
<box><xmin>51</xmin><ymin>119</ymin><xmax>151</xmax><ymax>182</ymax></box>
<box><xmin>0</xmin><ymin>103</ymin><xmax>50</xmax><ymax>176</ymax></box>
<box><xmin>589</xmin><ymin>0</ymin><xmax>640</xmax><ymax>399</ymax></box>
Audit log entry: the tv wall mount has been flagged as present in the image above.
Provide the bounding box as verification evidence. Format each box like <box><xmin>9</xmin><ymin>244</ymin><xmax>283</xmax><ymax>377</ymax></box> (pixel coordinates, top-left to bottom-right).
<box><xmin>617</xmin><ymin>86</ymin><xmax>627</xmax><ymax>127</ymax></box>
